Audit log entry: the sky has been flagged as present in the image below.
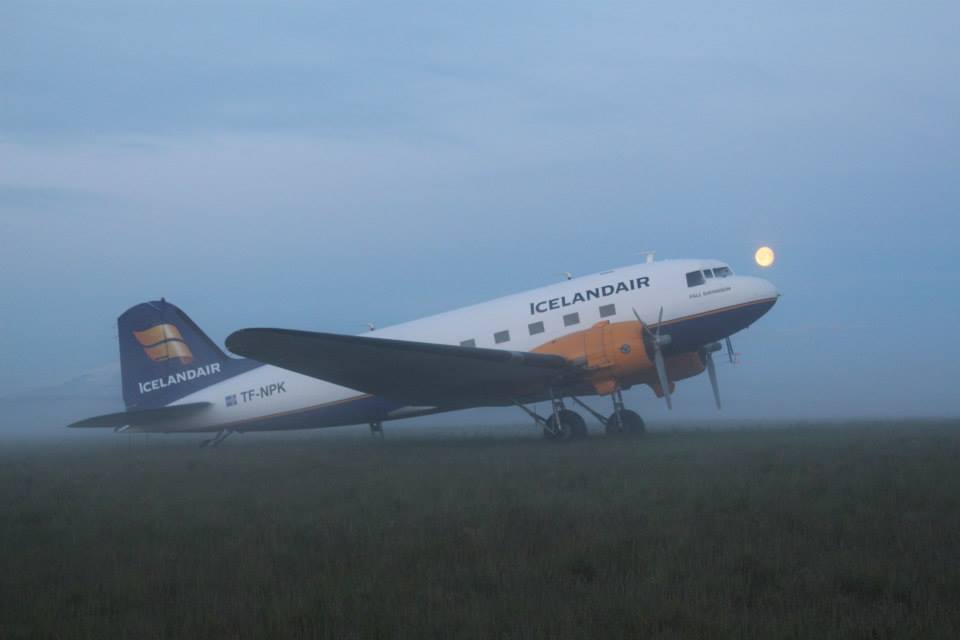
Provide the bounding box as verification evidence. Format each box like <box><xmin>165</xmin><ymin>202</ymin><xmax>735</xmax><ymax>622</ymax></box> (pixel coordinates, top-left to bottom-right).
<box><xmin>1</xmin><ymin>1</ymin><xmax>958</xmax><ymax>434</ymax></box>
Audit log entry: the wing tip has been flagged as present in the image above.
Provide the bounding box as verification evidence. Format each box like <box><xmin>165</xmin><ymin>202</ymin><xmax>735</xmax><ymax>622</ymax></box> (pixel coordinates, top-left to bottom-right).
<box><xmin>225</xmin><ymin>327</ymin><xmax>289</xmax><ymax>357</ymax></box>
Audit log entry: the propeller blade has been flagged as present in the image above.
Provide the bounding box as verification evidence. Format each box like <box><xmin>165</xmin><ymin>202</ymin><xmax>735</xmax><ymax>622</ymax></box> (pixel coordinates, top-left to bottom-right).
<box><xmin>653</xmin><ymin>347</ymin><xmax>672</xmax><ymax>410</ymax></box>
<box><xmin>634</xmin><ymin>307</ymin><xmax>656</xmax><ymax>341</ymax></box>
<box><xmin>635</xmin><ymin>306</ymin><xmax>674</xmax><ymax>409</ymax></box>
<box><xmin>725</xmin><ymin>336</ymin><xmax>735</xmax><ymax>364</ymax></box>
<box><xmin>705</xmin><ymin>349</ymin><xmax>721</xmax><ymax>410</ymax></box>
<box><xmin>632</xmin><ymin>307</ymin><xmax>657</xmax><ymax>342</ymax></box>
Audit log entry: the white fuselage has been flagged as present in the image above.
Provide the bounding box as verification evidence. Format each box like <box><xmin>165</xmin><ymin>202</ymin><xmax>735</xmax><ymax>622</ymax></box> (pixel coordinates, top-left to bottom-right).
<box><xmin>153</xmin><ymin>259</ymin><xmax>778</xmax><ymax>433</ymax></box>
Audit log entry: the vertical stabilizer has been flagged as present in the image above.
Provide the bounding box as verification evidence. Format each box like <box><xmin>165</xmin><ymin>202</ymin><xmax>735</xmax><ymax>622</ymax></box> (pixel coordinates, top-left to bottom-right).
<box><xmin>118</xmin><ymin>300</ymin><xmax>249</xmax><ymax>410</ymax></box>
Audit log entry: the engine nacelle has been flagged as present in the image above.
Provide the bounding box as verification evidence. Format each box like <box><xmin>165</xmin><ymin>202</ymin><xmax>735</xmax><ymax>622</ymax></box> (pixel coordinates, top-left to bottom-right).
<box><xmin>533</xmin><ymin>320</ymin><xmax>705</xmax><ymax>396</ymax></box>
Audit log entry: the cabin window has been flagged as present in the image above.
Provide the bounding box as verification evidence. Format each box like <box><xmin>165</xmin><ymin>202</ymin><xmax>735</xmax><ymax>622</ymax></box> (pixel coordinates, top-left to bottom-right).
<box><xmin>599</xmin><ymin>303</ymin><xmax>616</xmax><ymax>318</ymax></box>
<box><xmin>713</xmin><ymin>266</ymin><xmax>732</xmax><ymax>278</ymax></box>
<box><xmin>686</xmin><ymin>270</ymin><xmax>705</xmax><ymax>287</ymax></box>
<box><xmin>460</xmin><ymin>339</ymin><xmax>476</xmax><ymax>348</ymax></box>
<box><xmin>563</xmin><ymin>312</ymin><xmax>580</xmax><ymax>327</ymax></box>
<box><xmin>494</xmin><ymin>330</ymin><xmax>510</xmax><ymax>344</ymax></box>
<box><xmin>528</xmin><ymin>321</ymin><xmax>545</xmax><ymax>335</ymax></box>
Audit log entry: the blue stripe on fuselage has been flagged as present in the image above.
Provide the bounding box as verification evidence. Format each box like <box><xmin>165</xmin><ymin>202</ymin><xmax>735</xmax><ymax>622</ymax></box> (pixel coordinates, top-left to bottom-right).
<box><xmin>662</xmin><ymin>298</ymin><xmax>777</xmax><ymax>354</ymax></box>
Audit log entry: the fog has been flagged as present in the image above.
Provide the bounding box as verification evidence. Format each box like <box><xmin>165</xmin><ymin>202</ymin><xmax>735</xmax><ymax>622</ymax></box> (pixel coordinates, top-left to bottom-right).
<box><xmin>2</xmin><ymin>1</ymin><xmax>958</xmax><ymax>441</ymax></box>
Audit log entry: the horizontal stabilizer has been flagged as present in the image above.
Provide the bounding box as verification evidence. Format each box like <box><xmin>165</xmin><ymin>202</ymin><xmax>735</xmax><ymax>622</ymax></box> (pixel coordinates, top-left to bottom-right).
<box><xmin>67</xmin><ymin>402</ymin><xmax>213</xmax><ymax>428</ymax></box>
<box><xmin>226</xmin><ymin>328</ymin><xmax>570</xmax><ymax>406</ymax></box>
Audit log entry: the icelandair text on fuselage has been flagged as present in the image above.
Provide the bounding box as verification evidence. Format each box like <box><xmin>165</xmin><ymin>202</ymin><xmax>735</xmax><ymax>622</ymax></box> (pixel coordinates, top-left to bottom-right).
<box><xmin>138</xmin><ymin>363</ymin><xmax>221</xmax><ymax>394</ymax></box>
<box><xmin>528</xmin><ymin>277</ymin><xmax>649</xmax><ymax>315</ymax></box>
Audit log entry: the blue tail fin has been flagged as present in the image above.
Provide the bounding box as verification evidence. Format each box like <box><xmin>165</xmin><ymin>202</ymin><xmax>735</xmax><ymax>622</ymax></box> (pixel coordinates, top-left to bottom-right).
<box><xmin>118</xmin><ymin>299</ymin><xmax>252</xmax><ymax>410</ymax></box>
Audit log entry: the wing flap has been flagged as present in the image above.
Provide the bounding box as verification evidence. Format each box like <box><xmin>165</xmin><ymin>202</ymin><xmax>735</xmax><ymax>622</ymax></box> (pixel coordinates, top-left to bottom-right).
<box><xmin>67</xmin><ymin>402</ymin><xmax>213</xmax><ymax>428</ymax></box>
<box><xmin>226</xmin><ymin>328</ymin><xmax>570</xmax><ymax>406</ymax></box>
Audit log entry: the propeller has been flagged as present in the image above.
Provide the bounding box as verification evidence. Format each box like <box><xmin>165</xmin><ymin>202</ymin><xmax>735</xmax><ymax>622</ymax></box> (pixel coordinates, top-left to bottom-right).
<box><xmin>633</xmin><ymin>306</ymin><xmax>673</xmax><ymax>410</ymax></box>
<box><xmin>725</xmin><ymin>336</ymin><xmax>736</xmax><ymax>364</ymax></box>
<box><xmin>701</xmin><ymin>342</ymin><xmax>723</xmax><ymax>410</ymax></box>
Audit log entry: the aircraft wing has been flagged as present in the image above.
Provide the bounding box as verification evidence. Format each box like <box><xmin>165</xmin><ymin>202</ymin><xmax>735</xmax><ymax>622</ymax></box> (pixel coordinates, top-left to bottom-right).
<box><xmin>226</xmin><ymin>328</ymin><xmax>572</xmax><ymax>406</ymax></box>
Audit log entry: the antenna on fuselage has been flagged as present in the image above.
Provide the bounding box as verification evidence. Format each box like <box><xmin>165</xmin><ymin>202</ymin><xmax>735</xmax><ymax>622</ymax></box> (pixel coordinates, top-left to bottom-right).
<box><xmin>365</xmin><ymin>323</ymin><xmax>376</xmax><ymax>332</ymax></box>
<box><xmin>639</xmin><ymin>250</ymin><xmax>656</xmax><ymax>264</ymax></box>
<box><xmin>559</xmin><ymin>272</ymin><xmax>573</xmax><ymax>281</ymax></box>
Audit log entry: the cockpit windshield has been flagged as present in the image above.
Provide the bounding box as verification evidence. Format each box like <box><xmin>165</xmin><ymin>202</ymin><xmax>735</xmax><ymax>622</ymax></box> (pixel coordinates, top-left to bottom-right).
<box><xmin>686</xmin><ymin>271</ymin><xmax>705</xmax><ymax>287</ymax></box>
<box><xmin>687</xmin><ymin>266</ymin><xmax>734</xmax><ymax>287</ymax></box>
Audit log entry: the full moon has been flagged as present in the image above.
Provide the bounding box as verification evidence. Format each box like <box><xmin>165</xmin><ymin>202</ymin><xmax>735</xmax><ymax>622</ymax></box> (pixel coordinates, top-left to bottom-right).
<box><xmin>755</xmin><ymin>246</ymin><xmax>775</xmax><ymax>267</ymax></box>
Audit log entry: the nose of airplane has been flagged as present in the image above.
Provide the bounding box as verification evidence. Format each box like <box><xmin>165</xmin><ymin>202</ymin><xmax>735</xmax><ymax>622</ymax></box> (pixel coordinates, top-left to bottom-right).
<box><xmin>738</xmin><ymin>276</ymin><xmax>780</xmax><ymax>318</ymax></box>
<box><xmin>695</xmin><ymin>274</ymin><xmax>779</xmax><ymax>343</ymax></box>
<box><xmin>738</xmin><ymin>275</ymin><xmax>779</xmax><ymax>301</ymax></box>
<box><xmin>758</xmin><ymin>276</ymin><xmax>779</xmax><ymax>302</ymax></box>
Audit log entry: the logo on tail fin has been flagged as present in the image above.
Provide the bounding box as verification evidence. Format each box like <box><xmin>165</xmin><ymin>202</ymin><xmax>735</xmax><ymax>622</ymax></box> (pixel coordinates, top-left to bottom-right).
<box><xmin>133</xmin><ymin>324</ymin><xmax>194</xmax><ymax>365</ymax></box>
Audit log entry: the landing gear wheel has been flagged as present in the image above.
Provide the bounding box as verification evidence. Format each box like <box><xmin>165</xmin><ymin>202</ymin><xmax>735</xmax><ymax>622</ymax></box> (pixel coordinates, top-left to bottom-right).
<box><xmin>544</xmin><ymin>409</ymin><xmax>587</xmax><ymax>441</ymax></box>
<box><xmin>606</xmin><ymin>410</ymin><xmax>645</xmax><ymax>436</ymax></box>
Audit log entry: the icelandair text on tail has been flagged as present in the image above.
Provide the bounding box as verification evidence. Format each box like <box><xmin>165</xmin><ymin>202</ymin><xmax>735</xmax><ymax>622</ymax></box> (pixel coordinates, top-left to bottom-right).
<box><xmin>138</xmin><ymin>363</ymin><xmax>221</xmax><ymax>394</ymax></box>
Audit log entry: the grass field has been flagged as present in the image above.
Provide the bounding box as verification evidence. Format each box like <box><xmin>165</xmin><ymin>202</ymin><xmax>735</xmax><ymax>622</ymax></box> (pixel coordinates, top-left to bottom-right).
<box><xmin>2</xmin><ymin>420</ymin><xmax>960</xmax><ymax>639</ymax></box>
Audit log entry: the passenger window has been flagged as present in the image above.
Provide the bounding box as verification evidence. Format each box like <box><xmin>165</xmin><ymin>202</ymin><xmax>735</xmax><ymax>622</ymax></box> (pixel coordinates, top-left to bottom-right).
<box><xmin>563</xmin><ymin>312</ymin><xmax>580</xmax><ymax>327</ymax></box>
<box><xmin>460</xmin><ymin>339</ymin><xmax>476</xmax><ymax>348</ymax></box>
<box><xmin>599</xmin><ymin>303</ymin><xmax>616</xmax><ymax>318</ymax></box>
<box><xmin>528</xmin><ymin>321</ymin><xmax>545</xmax><ymax>336</ymax></box>
<box><xmin>686</xmin><ymin>271</ymin><xmax>705</xmax><ymax>287</ymax></box>
<box><xmin>494</xmin><ymin>330</ymin><xmax>510</xmax><ymax>344</ymax></box>
<box><xmin>714</xmin><ymin>267</ymin><xmax>732</xmax><ymax>278</ymax></box>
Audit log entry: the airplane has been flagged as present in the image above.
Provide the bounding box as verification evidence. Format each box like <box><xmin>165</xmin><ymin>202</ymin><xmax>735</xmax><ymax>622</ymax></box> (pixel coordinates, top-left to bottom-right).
<box><xmin>68</xmin><ymin>258</ymin><xmax>778</xmax><ymax>445</ymax></box>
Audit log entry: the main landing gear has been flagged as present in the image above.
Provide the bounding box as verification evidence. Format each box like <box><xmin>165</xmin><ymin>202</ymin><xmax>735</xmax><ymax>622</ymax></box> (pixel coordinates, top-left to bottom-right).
<box><xmin>545</xmin><ymin>409</ymin><xmax>587</xmax><ymax>441</ymax></box>
<box><xmin>513</xmin><ymin>394</ymin><xmax>587</xmax><ymax>441</ymax></box>
<box><xmin>513</xmin><ymin>388</ymin><xmax>645</xmax><ymax>441</ymax></box>
<box><xmin>604</xmin><ymin>388</ymin><xmax>646</xmax><ymax>436</ymax></box>
<box><xmin>570</xmin><ymin>391</ymin><xmax>645</xmax><ymax>436</ymax></box>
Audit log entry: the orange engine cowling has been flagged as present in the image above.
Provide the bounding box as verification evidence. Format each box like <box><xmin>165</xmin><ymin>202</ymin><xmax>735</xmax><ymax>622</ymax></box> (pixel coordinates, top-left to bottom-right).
<box><xmin>532</xmin><ymin>320</ymin><xmax>706</xmax><ymax>396</ymax></box>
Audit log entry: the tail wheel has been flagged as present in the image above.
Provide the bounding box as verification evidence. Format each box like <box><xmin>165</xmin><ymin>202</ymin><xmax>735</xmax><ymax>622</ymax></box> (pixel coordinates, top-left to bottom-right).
<box><xmin>544</xmin><ymin>409</ymin><xmax>587</xmax><ymax>441</ymax></box>
<box><xmin>606</xmin><ymin>410</ymin><xmax>645</xmax><ymax>436</ymax></box>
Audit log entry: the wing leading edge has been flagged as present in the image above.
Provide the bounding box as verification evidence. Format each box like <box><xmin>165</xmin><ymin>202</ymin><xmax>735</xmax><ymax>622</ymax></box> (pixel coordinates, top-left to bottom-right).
<box><xmin>225</xmin><ymin>328</ymin><xmax>571</xmax><ymax>407</ymax></box>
